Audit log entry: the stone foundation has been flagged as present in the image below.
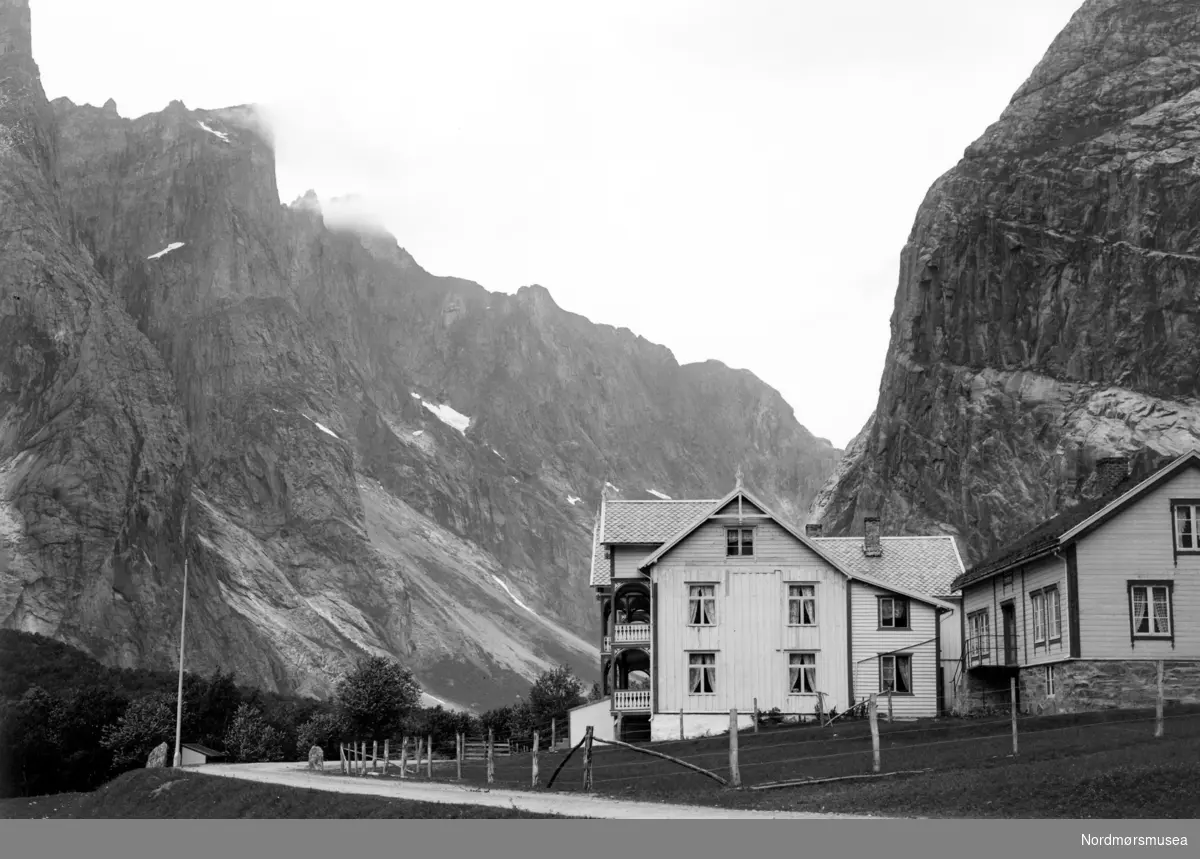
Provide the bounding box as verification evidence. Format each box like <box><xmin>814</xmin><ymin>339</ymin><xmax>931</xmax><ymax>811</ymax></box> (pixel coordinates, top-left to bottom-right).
<box><xmin>1023</xmin><ymin>660</ymin><xmax>1200</xmax><ymax>715</ymax></box>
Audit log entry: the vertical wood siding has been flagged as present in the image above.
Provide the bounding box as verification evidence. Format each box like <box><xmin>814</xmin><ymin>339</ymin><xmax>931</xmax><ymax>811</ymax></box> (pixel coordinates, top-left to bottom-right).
<box><xmin>1075</xmin><ymin>466</ymin><xmax>1200</xmax><ymax>658</ymax></box>
<box><xmin>850</xmin><ymin>582</ymin><xmax>939</xmax><ymax>718</ymax></box>
<box><xmin>654</xmin><ymin>563</ymin><xmax>849</xmax><ymax>715</ymax></box>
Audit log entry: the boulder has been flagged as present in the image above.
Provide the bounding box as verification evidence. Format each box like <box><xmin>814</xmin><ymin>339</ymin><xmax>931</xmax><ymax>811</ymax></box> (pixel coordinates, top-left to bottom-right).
<box><xmin>308</xmin><ymin>745</ymin><xmax>325</xmax><ymax>771</ymax></box>
<box><xmin>146</xmin><ymin>742</ymin><xmax>169</xmax><ymax>768</ymax></box>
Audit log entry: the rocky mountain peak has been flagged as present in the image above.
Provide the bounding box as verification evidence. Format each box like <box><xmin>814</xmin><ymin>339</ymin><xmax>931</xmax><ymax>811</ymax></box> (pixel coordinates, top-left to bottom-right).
<box><xmin>812</xmin><ymin>0</ymin><xmax>1200</xmax><ymax>560</ymax></box>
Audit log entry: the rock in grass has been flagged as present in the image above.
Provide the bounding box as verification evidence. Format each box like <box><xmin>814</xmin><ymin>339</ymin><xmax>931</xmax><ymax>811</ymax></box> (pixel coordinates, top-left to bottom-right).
<box><xmin>308</xmin><ymin>745</ymin><xmax>325</xmax><ymax>771</ymax></box>
<box><xmin>146</xmin><ymin>742</ymin><xmax>169</xmax><ymax>768</ymax></box>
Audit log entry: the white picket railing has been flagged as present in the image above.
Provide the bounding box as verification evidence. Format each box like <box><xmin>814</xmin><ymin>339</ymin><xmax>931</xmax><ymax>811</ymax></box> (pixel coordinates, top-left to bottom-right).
<box><xmin>614</xmin><ymin>623</ymin><xmax>651</xmax><ymax>643</ymax></box>
<box><xmin>613</xmin><ymin>690</ymin><xmax>651</xmax><ymax>711</ymax></box>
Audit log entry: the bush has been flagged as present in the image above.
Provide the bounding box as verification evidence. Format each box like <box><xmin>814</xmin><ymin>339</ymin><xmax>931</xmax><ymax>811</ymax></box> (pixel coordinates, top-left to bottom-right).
<box><xmin>223</xmin><ymin>704</ymin><xmax>286</xmax><ymax>763</ymax></box>
<box><xmin>295</xmin><ymin>712</ymin><xmax>349</xmax><ymax>761</ymax></box>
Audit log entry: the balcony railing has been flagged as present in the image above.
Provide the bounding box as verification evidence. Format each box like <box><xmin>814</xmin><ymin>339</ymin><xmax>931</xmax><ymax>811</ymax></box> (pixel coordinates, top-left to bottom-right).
<box><xmin>613</xmin><ymin>690</ymin><xmax>651</xmax><ymax>711</ymax></box>
<box><xmin>613</xmin><ymin>623</ymin><xmax>651</xmax><ymax>644</ymax></box>
<box><xmin>966</xmin><ymin>633</ymin><xmax>1021</xmax><ymax>668</ymax></box>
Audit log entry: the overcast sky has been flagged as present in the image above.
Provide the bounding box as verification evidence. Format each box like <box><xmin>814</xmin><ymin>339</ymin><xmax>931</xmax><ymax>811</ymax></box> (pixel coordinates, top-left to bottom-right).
<box><xmin>32</xmin><ymin>0</ymin><xmax>1081</xmax><ymax>448</ymax></box>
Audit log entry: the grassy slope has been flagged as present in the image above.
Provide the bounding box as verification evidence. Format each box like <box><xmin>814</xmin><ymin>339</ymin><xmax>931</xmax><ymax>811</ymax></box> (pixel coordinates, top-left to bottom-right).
<box><xmin>0</xmin><ymin>769</ymin><xmax>564</xmax><ymax>819</ymax></box>
<box><xmin>392</xmin><ymin>706</ymin><xmax>1200</xmax><ymax>818</ymax></box>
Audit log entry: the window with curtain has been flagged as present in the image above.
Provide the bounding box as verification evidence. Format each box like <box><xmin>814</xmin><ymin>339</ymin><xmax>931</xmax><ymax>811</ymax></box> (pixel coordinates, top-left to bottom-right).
<box><xmin>1130</xmin><ymin>584</ymin><xmax>1171</xmax><ymax>637</ymax></box>
<box><xmin>1175</xmin><ymin>503</ymin><xmax>1199</xmax><ymax>551</ymax></box>
<box><xmin>689</xmin><ymin>653</ymin><xmax>716</xmax><ymax>694</ymax></box>
<box><xmin>880</xmin><ymin>654</ymin><xmax>912</xmax><ymax>694</ymax></box>
<box><xmin>688</xmin><ymin>584</ymin><xmax>716</xmax><ymax>625</ymax></box>
<box><xmin>726</xmin><ymin>528</ymin><xmax>754</xmax><ymax>556</ymax></box>
<box><xmin>788</xmin><ymin>584</ymin><xmax>817</xmax><ymax>625</ymax></box>
<box><xmin>879</xmin><ymin>597</ymin><xmax>910</xmax><ymax>629</ymax></box>
<box><xmin>788</xmin><ymin>653</ymin><xmax>817</xmax><ymax>694</ymax></box>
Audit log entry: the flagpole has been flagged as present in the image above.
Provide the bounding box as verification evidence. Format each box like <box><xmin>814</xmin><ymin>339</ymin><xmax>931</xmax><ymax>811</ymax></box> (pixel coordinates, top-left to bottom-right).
<box><xmin>173</xmin><ymin>510</ymin><xmax>189</xmax><ymax>769</ymax></box>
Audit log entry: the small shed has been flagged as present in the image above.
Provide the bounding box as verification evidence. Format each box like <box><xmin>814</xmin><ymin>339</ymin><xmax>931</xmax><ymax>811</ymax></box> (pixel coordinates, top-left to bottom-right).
<box><xmin>180</xmin><ymin>743</ymin><xmax>226</xmax><ymax>766</ymax></box>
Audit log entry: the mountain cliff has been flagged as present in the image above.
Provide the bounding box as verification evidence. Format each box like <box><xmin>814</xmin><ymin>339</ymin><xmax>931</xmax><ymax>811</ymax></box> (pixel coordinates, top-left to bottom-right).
<box><xmin>811</xmin><ymin>0</ymin><xmax>1200</xmax><ymax>562</ymax></box>
<box><xmin>0</xmin><ymin>0</ymin><xmax>840</xmax><ymax>710</ymax></box>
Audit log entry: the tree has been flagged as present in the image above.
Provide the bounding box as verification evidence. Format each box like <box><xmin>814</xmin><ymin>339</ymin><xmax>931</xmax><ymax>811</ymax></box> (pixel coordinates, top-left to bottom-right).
<box><xmin>586</xmin><ymin>682</ymin><xmax>604</xmax><ymax>703</ymax></box>
<box><xmin>100</xmin><ymin>690</ymin><xmax>178</xmax><ymax>771</ymax></box>
<box><xmin>528</xmin><ymin>664</ymin><xmax>585</xmax><ymax>726</ymax></box>
<box><xmin>223</xmin><ymin>703</ymin><xmax>286</xmax><ymax>763</ymax></box>
<box><xmin>0</xmin><ymin>686</ymin><xmax>67</xmax><ymax>797</ymax></box>
<box><xmin>334</xmin><ymin>656</ymin><xmax>422</xmax><ymax>740</ymax></box>
<box><xmin>295</xmin><ymin>712</ymin><xmax>348</xmax><ymax>761</ymax></box>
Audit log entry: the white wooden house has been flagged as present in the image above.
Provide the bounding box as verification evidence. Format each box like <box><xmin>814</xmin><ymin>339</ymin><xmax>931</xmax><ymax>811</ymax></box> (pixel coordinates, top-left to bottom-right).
<box><xmin>576</xmin><ymin>473</ymin><xmax>965</xmax><ymax>742</ymax></box>
<box><xmin>953</xmin><ymin>450</ymin><xmax>1200</xmax><ymax>714</ymax></box>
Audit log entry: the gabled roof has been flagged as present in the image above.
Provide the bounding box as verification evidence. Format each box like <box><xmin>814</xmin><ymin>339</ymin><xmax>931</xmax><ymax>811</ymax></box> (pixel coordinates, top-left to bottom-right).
<box><xmin>588</xmin><ymin>499</ymin><xmax>717</xmax><ymax>586</ymax></box>
<box><xmin>814</xmin><ymin>536</ymin><xmax>965</xmax><ymax>599</ymax></box>
<box><xmin>597</xmin><ymin>485</ymin><xmax>953</xmax><ymax>610</ymax></box>
<box><xmin>952</xmin><ymin>450</ymin><xmax>1200</xmax><ymax>592</ymax></box>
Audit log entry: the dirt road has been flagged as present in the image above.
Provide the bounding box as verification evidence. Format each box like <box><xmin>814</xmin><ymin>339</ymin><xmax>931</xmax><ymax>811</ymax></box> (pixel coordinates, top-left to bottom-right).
<box><xmin>199</xmin><ymin>762</ymin><xmax>883</xmax><ymax>819</ymax></box>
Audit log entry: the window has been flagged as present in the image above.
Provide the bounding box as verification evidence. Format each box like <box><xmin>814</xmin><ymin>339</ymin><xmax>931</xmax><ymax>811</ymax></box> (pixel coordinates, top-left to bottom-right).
<box><xmin>788</xmin><ymin>584</ymin><xmax>817</xmax><ymax>625</ymax></box>
<box><xmin>1174</xmin><ymin>503</ymin><xmax>1200</xmax><ymax>552</ymax></box>
<box><xmin>689</xmin><ymin>653</ymin><xmax>716</xmax><ymax>694</ymax></box>
<box><xmin>1129</xmin><ymin>584</ymin><xmax>1172</xmax><ymax>638</ymax></box>
<box><xmin>880</xmin><ymin>654</ymin><xmax>912</xmax><ymax>695</ymax></box>
<box><xmin>968</xmin><ymin>609</ymin><xmax>990</xmax><ymax>661</ymax></box>
<box><xmin>1002</xmin><ymin>572</ymin><xmax>1014</xmax><ymax>591</ymax></box>
<box><xmin>726</xmin><ymin>527</ymin><xmax>754</xmax><ymax>556</ymax></box>
<box><xmin>1031</xmin><ymin>586</ymin><xmax>1062</xmax><ymax>644</ymax></box>
<box><xmin>789</xmin><ymin>653</ymin><xmax>817</xmax><ymax>694</ymax></box>
<box><xmin>688</xmin><ymin>585</ymin><xmax>717</xmax><ymax>626</ymax></box>
<box><xmin>879</xmin><ymin>596</ymin><xmax>910</xmax><ymax>629</ymax></box>
<box><xmin>1044</xmin><ymin>664</ymin><xmax>1056</xmax><ymax>697</ymax></box>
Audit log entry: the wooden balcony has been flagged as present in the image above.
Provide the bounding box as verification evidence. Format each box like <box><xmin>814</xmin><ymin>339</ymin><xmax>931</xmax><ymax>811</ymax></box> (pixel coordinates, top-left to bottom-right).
<box><xmin>613</xmin><ymin>623</ymin><xmax>651</xmax><ymax>645</ymax></box>
<box><xmin>613</xmin><ymin>690</ymin><xmax>651</xmax><ymax>711</ymax></box>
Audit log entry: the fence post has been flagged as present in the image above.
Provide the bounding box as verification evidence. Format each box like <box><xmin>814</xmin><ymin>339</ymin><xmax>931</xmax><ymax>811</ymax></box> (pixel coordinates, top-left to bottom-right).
<box><xmin>415</xmin><ymin>736</ymin><xmax>424</xmax><ymax>778</ymax></box>
<box><xmin>456</xmin><ymin>732</ymin><xmax>463</xmax><ymax>780</ymax></box>
<box><xmin>868</xmin><ymin>694</ymin><xmax>880</xmax><ymax>773</ymax></box>
<box><xmin>679</xmin><ymin>710</ymin><xmax>685</xmax><ymax>740</ymax></box>
<box><xmin>532</xmin><ymin>731</ymin><xmax>540</xmax><ymax>789</ymax></box>
<box><xmin>382</xmin><ymin>739</ymin><xmax>389</xmax><ymax>775</ymax></box>
<box><xmin>753</xmin><ymin>698</ymin><xmax>759</xmax><ymax>734</ymax></box>
<box><xmin>400</xmin><ymin>736</ymin><xmax>408</xmax><ymax>779</ymax></box>
<box><xmin>1156</xmin><ymin>660</ymin><xmax>1165</xmax><ymax>738</ymax></box>
<box><xmin>487</xmin><ymin>728</ymin><xmax>495</xmax><ymax>784</ymax></box>
<box><xmin>551</xmin><ymin>718</ymin><xmax>556</xmax><ymax>750</ymax></box>
<box><xmin>339</xmin><ymin>743</ymin><xmax>345</xmax><ymax>775</ymax></box>
<box><xmin>373</xmin><ymin>740</ymin><xmax>378</xmax><ymax>773</ymax></box>
<box><xmin>887</xmin><ymin>690</ymin><xmax>893</xmax><ymax>722</ymax></box>
<box><xmin>1011</xmin><ymin>677</ymin><xmax>1019</xmax><ymax>756</ymax></box>
<box><xmin>582</xmin><ymin>726</ymin><xmax>594</xmax><ymax>792</ymax></box>
<box><xmin>427</xmin><ymin>734</ymin><xmax>433</xmax><ymax>778</ymax></box>
<box><xmin>728</xmin><ymin>709</ymin><xmax>741</xmax><ymax>788</ymax></box>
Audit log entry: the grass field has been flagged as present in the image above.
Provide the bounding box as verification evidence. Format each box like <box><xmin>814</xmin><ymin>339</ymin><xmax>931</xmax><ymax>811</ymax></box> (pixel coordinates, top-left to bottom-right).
<box><xmin>336</xmin><ymin>705</ymin><xmax>1200</xmax><ymax>818</ymax></box>
<box><xmin>0</xmin><ymin>768</ymin><xmax>565</xmax><ymax>819</ymax></box>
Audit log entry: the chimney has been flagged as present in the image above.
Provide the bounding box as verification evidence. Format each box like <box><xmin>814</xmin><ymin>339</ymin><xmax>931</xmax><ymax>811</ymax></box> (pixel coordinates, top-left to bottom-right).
<box><xmin>805</xmin><ymin>524</ymin><xmax>823</xmax><ymax>538</ymax></box>
<box><xmin>863</xmin><ymin>516</ymin><xmax>882</xmax><ymax>557</ymax></box>
<box><xmin>1095</xmin><ymin>456</ymin><xmax>1129</xmax><ymax>497</ymax></box>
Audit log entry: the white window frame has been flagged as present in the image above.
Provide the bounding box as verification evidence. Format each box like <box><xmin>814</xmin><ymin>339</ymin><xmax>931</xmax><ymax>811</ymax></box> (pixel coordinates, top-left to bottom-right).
<box><xmin>787</xmin><ymin>583</ymin><xmax>817</xmax><ymax>626</ymax></box>
<box><xmin>879</xmin><ymin>596</ymin><xmax>910</xmax><ymax>629</ymax></box>
<box><xmin>788</xmin><ymin>652</ymin><xmax>817</xmax><ymax>695</ymax></box>
<box><xmin>968</xmin><ymin>609</ymin><xmax>990</xmax><ymax>661</ymax></box>
<box><xmin>687</xmin><ymin>584</ymin><xmax>717</xmax><ymax>627</ymax></box>
<box><xmin>1046</xmin><ymin>587</ymin><xmax>1061</xmax><ymax>641</ymax></box>
<box><xmin>1031</xmin><ymin>591</ymin><xmax>1046</xmax><ymax>644</ymax></box>
<box><xmin>880</xmin><ymin>653</ymin><xmax>913</xmax><ymax>695</ymax></box>
<box><xmin>688</xmin><ymin>652</ymin><xmax>717</xmax><ymax>695</ymax></box>
<box><xmin>1130</xmin><ymin>584</ymin><xmax>1172</xmax><ymax>638</ymax></box>
<box><xmin>1174</xmin><ymin>503</ymin><xmax>1200</xmax><ymax>552</ymax></box>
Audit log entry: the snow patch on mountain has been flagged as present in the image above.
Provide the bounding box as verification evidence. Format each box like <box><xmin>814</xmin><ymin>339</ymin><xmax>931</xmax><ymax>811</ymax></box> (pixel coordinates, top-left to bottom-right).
<box><xmin>147</xmin><ymin>242</ymin><xmax>184</xmax><ymax>260</ymax></box>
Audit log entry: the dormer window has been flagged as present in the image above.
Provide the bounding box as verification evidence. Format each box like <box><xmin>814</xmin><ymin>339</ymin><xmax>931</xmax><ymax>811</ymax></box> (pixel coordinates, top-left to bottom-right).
<box><xmin>726</xmin><ymin>527</ymin><xmax>754</xmax><ymax>557</ymax></box>
<box><xmin>1174</xmin><ymin>502</ymin><xmax>1200</xmax><ymax>552</ymax></box>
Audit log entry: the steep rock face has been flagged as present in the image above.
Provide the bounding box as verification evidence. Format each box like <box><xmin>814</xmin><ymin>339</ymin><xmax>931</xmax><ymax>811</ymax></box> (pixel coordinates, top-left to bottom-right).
<box><xmin>812</xmin><ymin>0</ymin><xmax>1200</xmax><ymax>562</ymax></box>
<box><xmin>2</xmin><ymin>1</ymin><xmax>841</xmax><ymax>709</ymax></box>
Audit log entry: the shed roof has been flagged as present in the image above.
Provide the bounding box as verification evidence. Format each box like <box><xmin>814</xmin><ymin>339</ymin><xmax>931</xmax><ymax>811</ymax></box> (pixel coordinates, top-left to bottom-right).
<box><xmin>182</xmin><ymin>743</ymin><xmax>224</xmax><ymax>756</ymax></box>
